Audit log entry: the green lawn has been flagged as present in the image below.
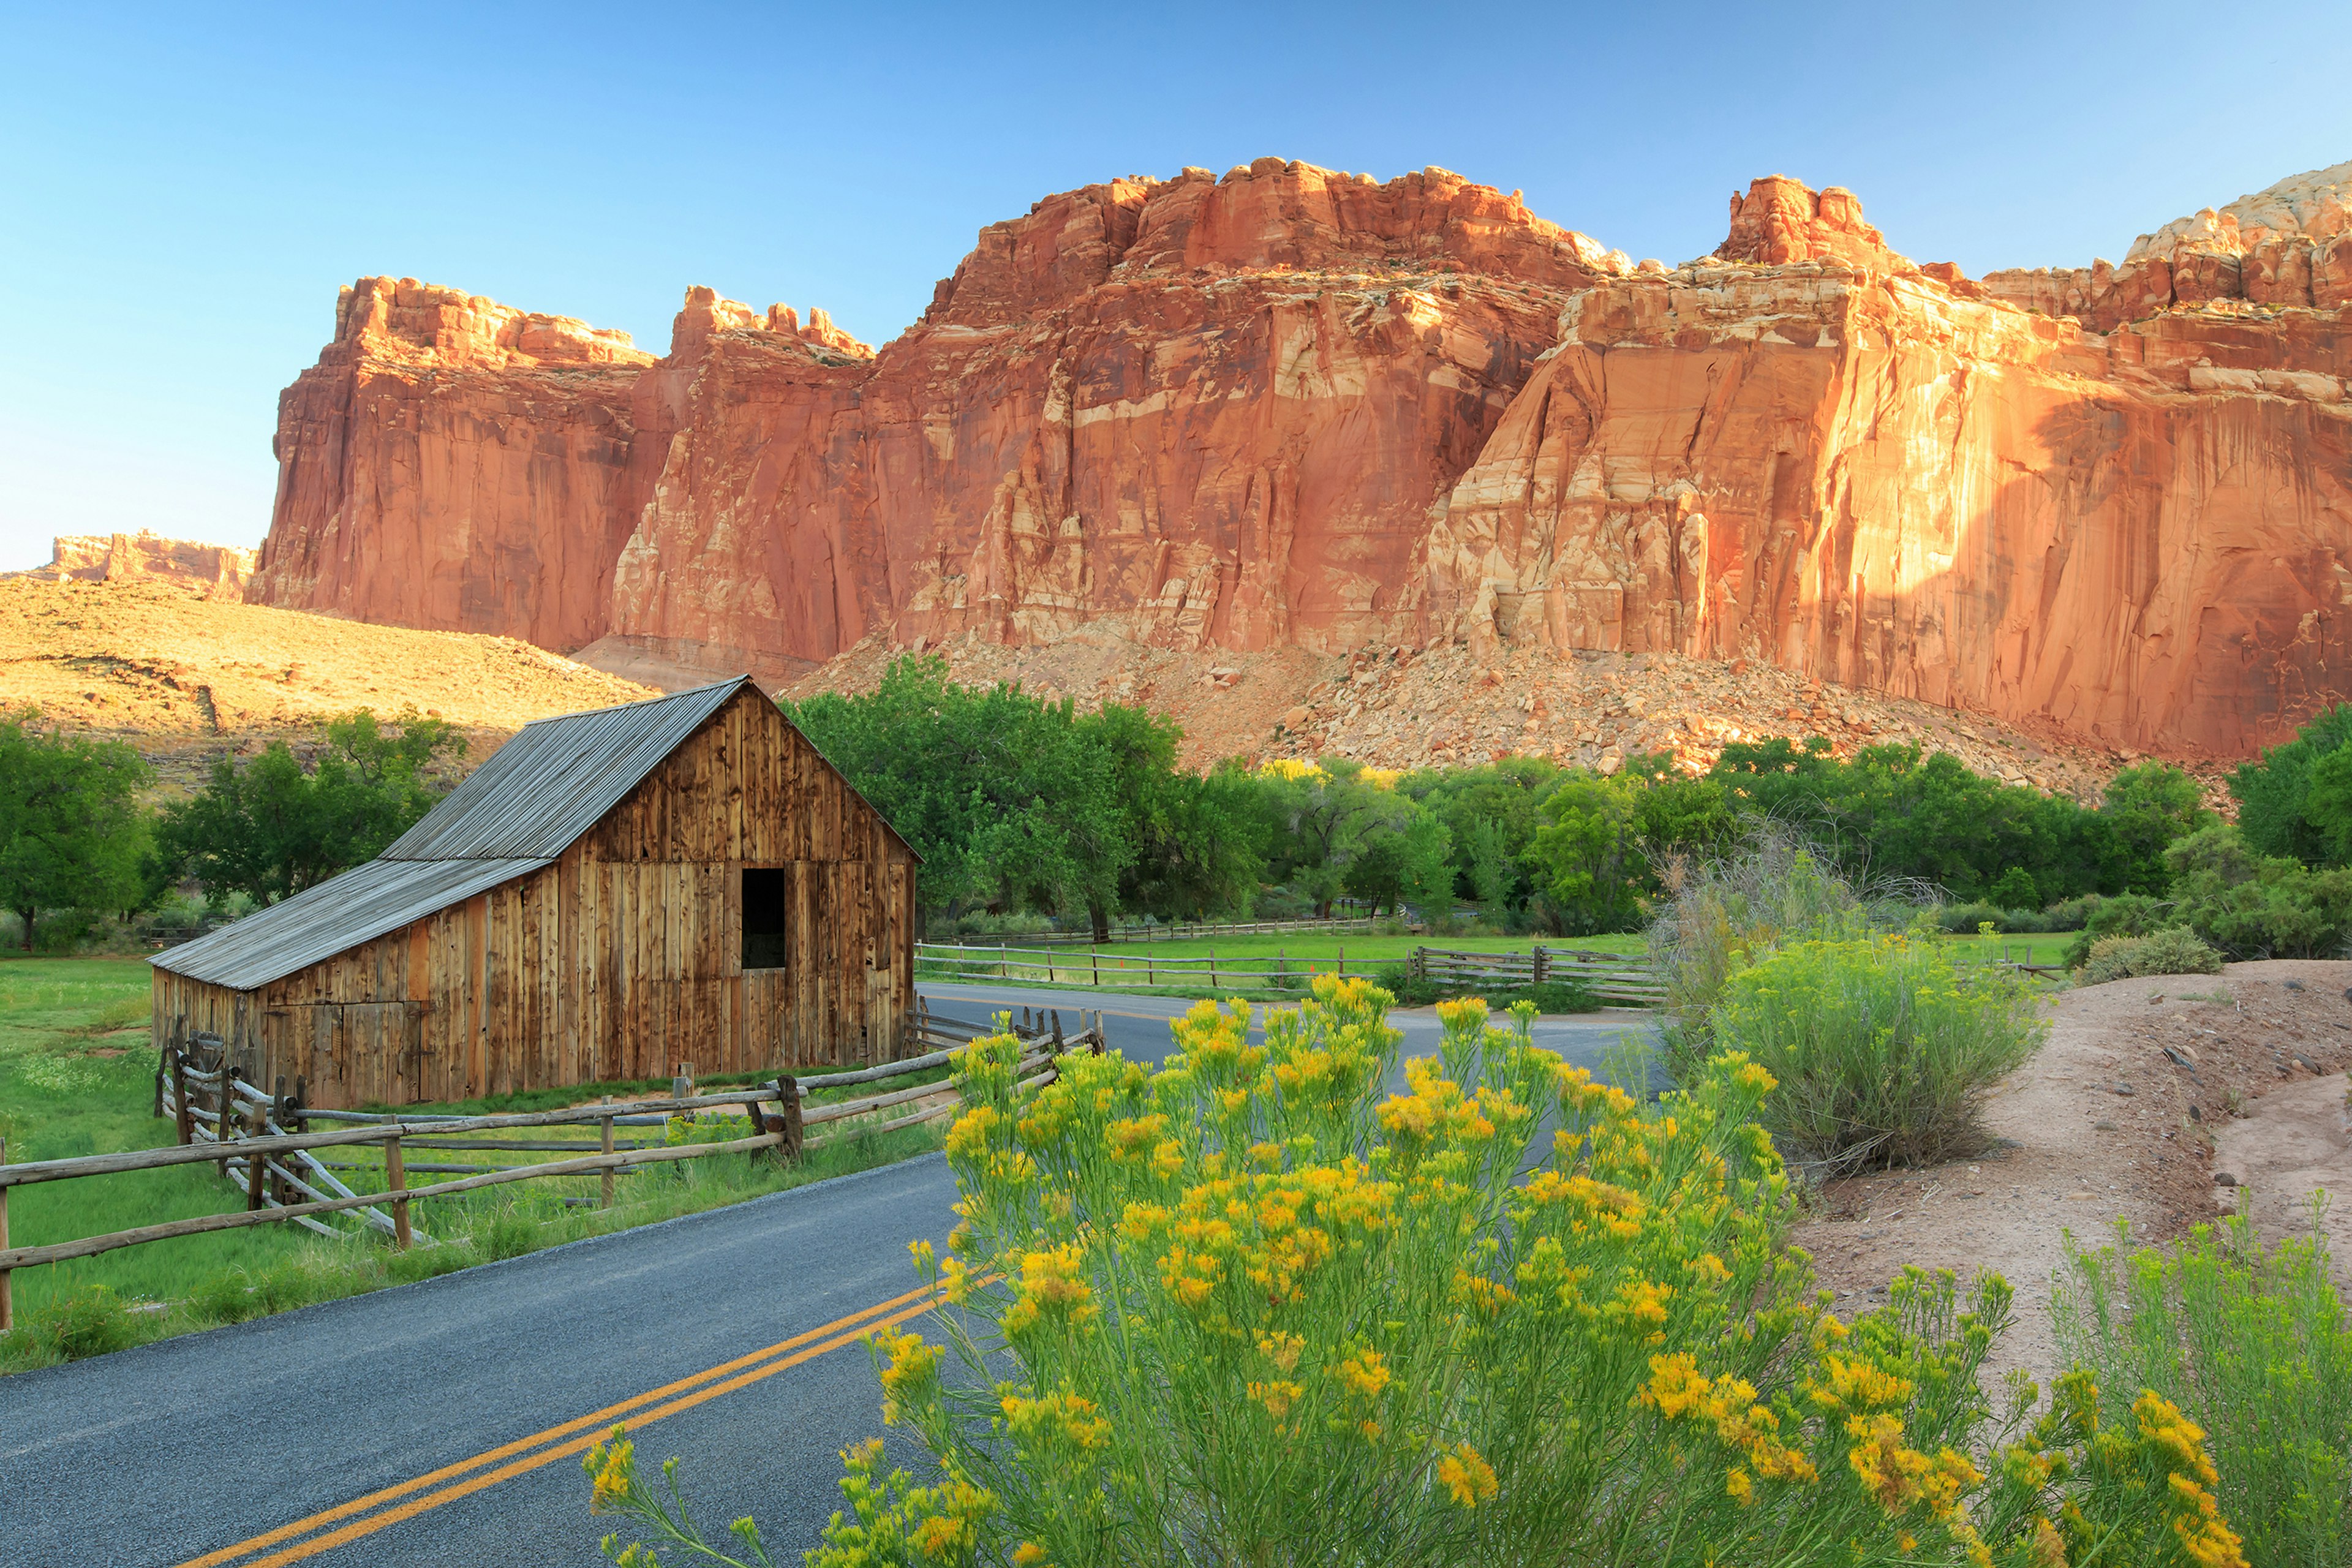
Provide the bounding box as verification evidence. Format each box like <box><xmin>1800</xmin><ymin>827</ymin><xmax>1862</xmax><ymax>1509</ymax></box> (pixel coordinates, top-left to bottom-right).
<box><xmin>0</xmin><ymin>957</ymin><xmax>948</xmax><ymax>1373</ymax></box>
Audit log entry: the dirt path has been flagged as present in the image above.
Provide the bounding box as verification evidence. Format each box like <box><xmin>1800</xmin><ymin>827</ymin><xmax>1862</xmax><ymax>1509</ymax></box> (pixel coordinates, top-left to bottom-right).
<box><xmin>1792</xmin><ymin>960</ymin><xmax>2352</xmax><ymax>1384</ymax></box>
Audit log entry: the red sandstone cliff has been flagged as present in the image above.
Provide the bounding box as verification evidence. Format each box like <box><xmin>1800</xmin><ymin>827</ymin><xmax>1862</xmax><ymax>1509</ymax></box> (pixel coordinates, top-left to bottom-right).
<box><xmin>252</xmin><ymin>161</ymin><xmax>2352</xmax><ymax>758</ymax></box>
<box><xmin>24</xmin><ymin>532</ymin><xmax>255</xmax><ymax>599</ymax></box>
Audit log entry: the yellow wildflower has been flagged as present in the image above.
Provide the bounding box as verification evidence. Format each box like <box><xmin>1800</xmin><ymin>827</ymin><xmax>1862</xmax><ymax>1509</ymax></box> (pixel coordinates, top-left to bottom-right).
<box><xmin>1435</xmin><ymin>1441</ymin><xmax>1497</xmax><ymax>1508</ymax></box>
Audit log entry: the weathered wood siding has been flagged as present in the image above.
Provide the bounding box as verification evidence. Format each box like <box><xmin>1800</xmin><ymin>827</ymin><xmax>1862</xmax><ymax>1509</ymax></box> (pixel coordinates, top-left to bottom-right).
<box><xmin>149</xmin><ymin>690</ymin><xmax>918</xmax><ymax>1107</ymax></box>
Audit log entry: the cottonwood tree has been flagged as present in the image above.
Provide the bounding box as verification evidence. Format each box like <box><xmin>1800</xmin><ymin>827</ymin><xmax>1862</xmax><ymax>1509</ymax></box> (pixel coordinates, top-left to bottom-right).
<box><xmin>0</xmin><ymin>713</ymin><xmax>153</xmax><ymax>949</ymax></box>
<box><xmin>157</xmin><ymin>709</ymin><xmax>464</xmax><ymax>906</ymax></box>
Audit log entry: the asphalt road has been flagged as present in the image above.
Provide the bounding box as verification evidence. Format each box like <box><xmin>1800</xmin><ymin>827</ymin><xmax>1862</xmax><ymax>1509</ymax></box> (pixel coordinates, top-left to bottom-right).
<box><xmin>0</xmin><ymin>985</ymin><xmax>1656</xmax><ymax>1567</ymax></box>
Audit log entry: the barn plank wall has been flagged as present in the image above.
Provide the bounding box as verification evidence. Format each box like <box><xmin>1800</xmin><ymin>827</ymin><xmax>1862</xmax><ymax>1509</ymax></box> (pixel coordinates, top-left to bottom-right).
<box><xmin>149</xmin><ymin>690</ymin><xmax>919</xmax><ymax>1108</ymax></box>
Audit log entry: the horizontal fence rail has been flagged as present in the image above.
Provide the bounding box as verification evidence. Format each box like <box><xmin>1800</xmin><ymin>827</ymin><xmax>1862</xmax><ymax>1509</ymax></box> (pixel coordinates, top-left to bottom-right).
<box><xmin>918</xmin><ymin>941</ymin><xmax>1371</xmax><ymax>992</ymax></box>
<box><xmin>0</xmin><ymin>1009</ymin><xmax>1098</xmax><ymax>1327</ymax></box>
<box><xmin>1407</xmin><ymin>947</ymin><xmax>1664</xmax><ymax>1008</ymax></box>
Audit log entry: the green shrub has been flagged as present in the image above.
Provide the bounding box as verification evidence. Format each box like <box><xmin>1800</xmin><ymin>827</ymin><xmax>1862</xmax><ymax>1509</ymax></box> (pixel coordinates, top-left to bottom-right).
<box><xmin>1651</xmin><ymin>828</ymin><xmax>1931</xmax><ymax>1082</ymax></box>
<box><xmin>1372</xmin><ymin>962</ymin><xmax>1438</xmax><ymax>1005</ymax></box>
<box><xmin>1521</xmin><ymin>978</ymin><xmax>1600</xmax><ymax>1014</ymax></box>
<box><xmin>2163</xmin><ymin>824</ymin><xmax>2352</xmax><ymax>959</ymax></box>
<box><xmin>2079</xmin><ymin>927</ymin><xmax>2224</xmax><ymax>984</ymax></box>
<box><xmin>2061</xmin><ymin>891</ymin><xmax>2172</xmax><ymax>968</ymax></box>
<box><xmin>586</xmin><ymin>988</ymin><xmax>2248</xmax><ymax>1568</ymax></box>
<box><xmin>2056</xmin><ymin>1214</ymin><xmax>2352</xmax><ymax>1568</ymax></box>
<box><xmin>1711</xmin><ymin>934</ymin><xmax>2045</xmax><ymax>1172</ymax></box>
<box><xmin>21</xmin><ymin>1283</ymin><xmax>140</xmax><ymax>1361</ymax></box>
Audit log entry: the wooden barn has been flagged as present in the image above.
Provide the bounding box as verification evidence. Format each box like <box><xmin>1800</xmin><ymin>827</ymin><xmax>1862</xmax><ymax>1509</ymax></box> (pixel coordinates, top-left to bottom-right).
<box><xmin>149</xmin><ymin>678</ymin><xmax>919</xmax><ymax>1108</ymax></box>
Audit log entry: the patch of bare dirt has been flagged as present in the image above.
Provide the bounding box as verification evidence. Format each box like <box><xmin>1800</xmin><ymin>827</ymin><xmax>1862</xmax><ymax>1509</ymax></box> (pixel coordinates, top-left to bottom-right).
<box><xmin>0</xmin><ymin>576</ymin><xmax>659</xmax><ymax>797</ymax></box>
<box><xmin>2213</xmin><ymin>1070</ymin><xmax>2352</xmax><ymax>1300</ymax></box>
<box><xmin>1793</xmin><ymin>961</ymin><xmax>2352</xmax><ymax>1382</ymax></box>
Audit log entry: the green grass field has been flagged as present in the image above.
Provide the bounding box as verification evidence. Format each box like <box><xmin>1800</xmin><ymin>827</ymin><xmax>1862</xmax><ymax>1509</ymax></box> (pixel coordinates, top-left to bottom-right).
<box><xmin>0</xmin><ymin>957</ymin><xmax>949</xmax><ymax>1373</ymax></box>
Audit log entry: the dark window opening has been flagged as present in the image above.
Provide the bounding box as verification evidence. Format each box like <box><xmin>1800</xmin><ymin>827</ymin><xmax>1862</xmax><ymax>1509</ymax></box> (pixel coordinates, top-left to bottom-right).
<box><xmin>742</xmin><ymin>868</ymin><xmax>790</xmax><ymax>970</ymax></box>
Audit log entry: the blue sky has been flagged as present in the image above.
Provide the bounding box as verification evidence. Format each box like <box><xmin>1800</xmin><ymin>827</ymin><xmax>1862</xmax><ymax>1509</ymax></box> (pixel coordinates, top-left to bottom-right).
<box><xmin>2</xmin><ymin>0</ymin><xmax>2346</xmax><ymax>570</ymax></box>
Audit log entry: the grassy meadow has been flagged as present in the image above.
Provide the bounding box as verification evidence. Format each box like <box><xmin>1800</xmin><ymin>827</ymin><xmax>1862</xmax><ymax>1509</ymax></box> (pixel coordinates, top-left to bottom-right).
<box><xmin>0</xmin><ymin>957</ymin><xmax>949</xmax><ymax>1372</ymax></box>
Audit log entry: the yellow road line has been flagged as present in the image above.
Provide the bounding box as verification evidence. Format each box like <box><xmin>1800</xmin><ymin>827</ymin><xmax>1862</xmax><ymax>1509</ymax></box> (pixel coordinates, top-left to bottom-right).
<box><xmin>178</xmin><ymin>1283</ymin><xmax>944</xmax><ymax>1568</ymax></box>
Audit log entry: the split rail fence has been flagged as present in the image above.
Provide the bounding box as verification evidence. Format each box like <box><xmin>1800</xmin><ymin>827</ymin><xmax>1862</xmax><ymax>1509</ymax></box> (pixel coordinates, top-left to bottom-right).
<box><xmin>919</xmin><ymin>941</ymin><xmax>1374</xmax><ymax>993</ymax></box>
<box><xmin>918</xmin><ymin>940</ymin><xmax>1664</xmax><ymax>1009</ymax></box>
<box><xmin>0</xmin><ymin>1008</ymin><xmax>1100</xmax><ymax>1332</ymax></box>
<box><xmin>1407</xmin><ymin>947</ymin><xmax>1665</xmax><ymax>1008</ymax></box>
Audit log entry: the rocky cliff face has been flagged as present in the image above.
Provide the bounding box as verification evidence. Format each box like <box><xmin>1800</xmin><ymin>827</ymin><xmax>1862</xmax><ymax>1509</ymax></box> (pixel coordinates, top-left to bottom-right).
<box><xmin>252</xmin><ymin>161</ymin><xmax>2352</xmax><ymax>758</ymax></box>
<box><xmin>1980</xmin><ymin>160</ymin><xmax>2352</xmax><ymax>328</ymax></box>
<box><xmin>26</xmin><ymin>532</ymin><xmax>255</xmax><ymax>599</ymax></box>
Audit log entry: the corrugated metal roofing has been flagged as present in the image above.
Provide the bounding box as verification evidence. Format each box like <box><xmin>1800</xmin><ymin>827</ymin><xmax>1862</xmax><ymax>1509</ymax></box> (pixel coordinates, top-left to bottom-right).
<box><xmin>150</xmin><ymin>856</ymin><xmax>552</xmax><ymax>989</ymax></box>
<box><xmin>380</xmin><ymin>678</ymin><xmax>748</xmax><ymax>861</ymax></box>
<box><xmin>151</xmin><ymin>679</ymin><xmax>754</xmax><ymax>991</ymax></box>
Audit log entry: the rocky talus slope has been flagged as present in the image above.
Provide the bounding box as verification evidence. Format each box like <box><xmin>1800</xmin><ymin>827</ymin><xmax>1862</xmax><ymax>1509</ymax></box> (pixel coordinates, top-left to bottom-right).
<box><xmin>792</xmin><ymin>633</ymin><xmax>2180</xmax><ymax>801</ymax></box>
<box><xmin>253</xmin><ymin>159</ymin><xmax>2352</xmax><ymax>761</ymax></box>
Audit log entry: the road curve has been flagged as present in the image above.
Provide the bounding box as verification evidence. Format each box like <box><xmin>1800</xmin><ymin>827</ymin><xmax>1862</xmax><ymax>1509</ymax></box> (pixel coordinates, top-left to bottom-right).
<box><xmin>0</xmin><ymin>986</ymin><xmax>1655</xmax><ymax>1566</ymax></box>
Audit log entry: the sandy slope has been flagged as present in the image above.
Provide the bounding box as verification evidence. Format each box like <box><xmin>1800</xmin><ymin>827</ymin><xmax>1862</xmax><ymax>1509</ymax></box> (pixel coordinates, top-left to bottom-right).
<box><xmin>0</xmin><ymin>577</ymin><xmax>658</xmax><ymax>794</ymax></box>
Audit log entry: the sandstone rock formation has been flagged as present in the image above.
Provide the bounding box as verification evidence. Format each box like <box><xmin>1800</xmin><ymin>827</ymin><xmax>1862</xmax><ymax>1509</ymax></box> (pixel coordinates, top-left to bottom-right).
<box><xmin>252</xmin><ymin>162</ymin><xmax>2352</xmax><ymax>760</ymax></box>
<box><xmin>1980</xmin><ymin>159</ymin><xmax>2352</xmax><ymax>327</ymax></box>
<box><xmin>23</xmin><ymin>532</ymin><xmax>255</xmax><ymax>600</ymax></box>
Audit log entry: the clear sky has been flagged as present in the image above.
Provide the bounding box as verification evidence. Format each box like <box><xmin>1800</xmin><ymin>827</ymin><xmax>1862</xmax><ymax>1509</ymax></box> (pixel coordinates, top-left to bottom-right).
<box><xmin>2</xmin><ymin>0</ymin><xmax>2346</xmax><ymax>570</ymax></box>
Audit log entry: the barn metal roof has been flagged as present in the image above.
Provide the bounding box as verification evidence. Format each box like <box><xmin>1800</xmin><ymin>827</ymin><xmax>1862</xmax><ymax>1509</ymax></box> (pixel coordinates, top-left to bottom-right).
<box><xmin>380</xmin><ymin>678</ymin><xmax>749</xmax><ymax>861</ymax></box>
<box><xmin>150</xmin><ymin>679</ymin><xmax>752</xmax><ymax>991</ymax></box>
<box><xmin>149</xmin><ymin>856</ymin><xmax>552</xmax><ymax>989</ymax></box>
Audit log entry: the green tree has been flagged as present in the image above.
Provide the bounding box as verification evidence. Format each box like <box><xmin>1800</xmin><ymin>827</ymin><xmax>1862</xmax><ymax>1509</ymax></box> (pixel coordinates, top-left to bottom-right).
<box><xmin>157</xmin><ymin>709</ymin><xmax>464</xmax><ymax>907</ymax></box>
<box><xmin>0</xmin><ymin>714</ymin><xmax>154</xmax><ymax>949</ymax></box>
<box><xmin>1397</xmin><ymin>756</ymin><xmax>1563</xmax><ymax>916</ymax></box>
<box><xmin>1077</xmin><ymin>706</ymin><xmax>1265</xmax><ymax>933</ymax></box>
<box><xmin>2097</xmin><ymin>761</ymin><xmax>2213</xmax><ymax>893</ymax></box>
<box><xmin>2162</xmin><ymin>823</ymin><xmax>2352</xmax><ymax>959</ymax></box>
<box><xmin>2230</xmin><ymin>703</ymin><xmax>2352</xmax><ymax>865</ymax></box>
<box><xmin>1710</xmin><ymin>737</ymin><xmax>2122</xmax><ymax>903</ymax></box>
<box><xmin>1524</xmin><ymin>774</ymin><xmax>1649</xmax><ymax>935</ymax></box>
<box><xmin>788</xmin><ymin>658</ymin><xmax>1132</xmax><ymax>931</ymax></box>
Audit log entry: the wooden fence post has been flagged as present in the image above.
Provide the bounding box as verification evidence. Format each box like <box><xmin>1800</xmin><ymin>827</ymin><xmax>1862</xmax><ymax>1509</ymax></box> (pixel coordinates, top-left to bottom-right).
<box><xmin>1</xmin><ymin>1136</ymin><xmax>11</xmax><ymax>1335</ymax></box>
<box><xmin>1532</xmin><ymin>945</ymin><xmax>1548</xmax><ymax>984</ymax></box>
<box><xmin>385</xmin><ymin>1136</ymin><xmax>412</xmax><ymax>1250</ymax></box>
<box><xmin>244</xmin><ymin>1107</ymin><xmax>268</xmax><ymax>1212</ymax></box>
<box><xmin>600</xmin><ymin>1096</ymin><xmax>616</xmax><ymax>1209</ymax></box>
<box><xmin>215</xmin><ymin>1069</ymin><xmax>238</xmax><ymax>1177</ymax></box>
<box><xmin>171</xmin><ymin>1049</ymin><xmax>192</xmax><ymax>1146</ymax></box>
<box><xmin>1208</xmin><ymin>948</ymin><xmax>1216</xmax><ymax>990</ymax></box>
<box><xmin>152</xmin><ymin>1049</ymin><xmax>165</xmax><ymax>1120</ymax></box>
<box><xmin>1091</xmin><ymin>945</ymin><xmax>1099</xmax><ymax>987</ymax></box>
<box><xmin>774</xmin><ymin>1077</ymin><xmax>803</xmax><ymax>1159</ymax></box>
<box><xmin>1337</xmin><ymin>945</ymin><xmax>1346</xmax><ymax>979</ymax></box>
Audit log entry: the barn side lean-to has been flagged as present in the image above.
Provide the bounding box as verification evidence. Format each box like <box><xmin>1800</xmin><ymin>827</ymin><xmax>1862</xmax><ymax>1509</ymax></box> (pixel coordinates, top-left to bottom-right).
<box><xmin>149</xmin><ymin>679</ymin><xmax>918</xmax><ymax>1108</ymax></box>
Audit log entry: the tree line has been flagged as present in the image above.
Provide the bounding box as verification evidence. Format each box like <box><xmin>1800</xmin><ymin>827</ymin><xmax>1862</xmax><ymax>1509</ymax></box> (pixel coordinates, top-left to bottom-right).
<box><xmin>11</xmin><ymin>657</ymin><xmax>2350</xmax><ymax>953</ymax></box>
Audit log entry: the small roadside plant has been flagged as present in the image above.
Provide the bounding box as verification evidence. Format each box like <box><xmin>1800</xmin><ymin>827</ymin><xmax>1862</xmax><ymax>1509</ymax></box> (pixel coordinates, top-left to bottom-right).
<box><xmin>583</xmin><ymin>979</ymin><xmax>2242</xmax><ymax>1567</ymax></box>
<box><xmin>2054</xmin><ymin>1212</ymin><xmax>2352</xmax><ymax>1568</ymax></box>
<box><xmin>1708</xmin><ymin>933</ymin><xmax>2045</xmax><ymax>1172</ymax></box>
<box><xmin>2079</xmin><ymin>927</ymin><xmax>2225</xmax><ymax>985</ymax></box>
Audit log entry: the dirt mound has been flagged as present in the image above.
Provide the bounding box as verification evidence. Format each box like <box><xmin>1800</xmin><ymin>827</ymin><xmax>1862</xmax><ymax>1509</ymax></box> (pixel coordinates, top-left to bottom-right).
<box><xmin>1796</xmin><ymin>961</ymin><xmax>2352</xmax><ymax>1382</ymax></box>
<box><xmin>0</xmin><ymin>576</ymin><xmax>659</xmax><ymax>796</ymax></box>
<box><xmin>793</xmin><ymin>630</ymin><xmax>2185</xmax><ymax>799</ymax></box>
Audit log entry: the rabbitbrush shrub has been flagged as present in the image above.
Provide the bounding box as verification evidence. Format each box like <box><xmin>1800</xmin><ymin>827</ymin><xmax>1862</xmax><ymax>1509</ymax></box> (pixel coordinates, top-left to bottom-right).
<box><xmin>584</xmin><ymin>979</ymin><xmax>2248</xmax><ymax>1568</ymax></box>
<box><xmin>2054</xmin><ymin>1214</ymin><xmax>2352</xmax><ymax>1568</ymax></box>
<box><xmin>1711</xmin><ymin>934</ymin><xmax>2045</xmax><ymax>1172</ymax></box>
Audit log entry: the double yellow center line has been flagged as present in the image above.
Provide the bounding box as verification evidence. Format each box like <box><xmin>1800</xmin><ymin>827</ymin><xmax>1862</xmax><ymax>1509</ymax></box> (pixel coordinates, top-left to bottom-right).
<box><xmin>176</xmin><ymin>1281</ymin><xmax>947</xmax><ymax>1568</ymax></box>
